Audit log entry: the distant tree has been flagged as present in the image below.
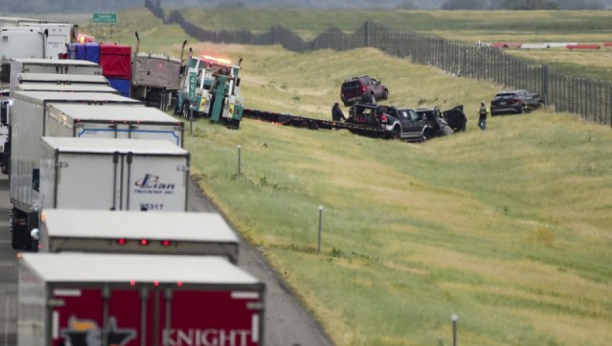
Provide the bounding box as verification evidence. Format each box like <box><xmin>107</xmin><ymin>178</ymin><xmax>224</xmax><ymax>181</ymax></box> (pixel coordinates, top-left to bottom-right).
<box><xmin>397</xmin><ymin>0</ymin><xmax>418</xmax><ymax>9</ymax></box>
<box><xmin>215</xmin><ymin>0</ymin><xmax>246</xmax><ymax>8</ymax></box>
<box><xmin>441</xmin><ymin>0</ymin><xmax>487</xmax><ymax>10</ymax></box>
<box><xmin>501</xmin><ymin>0</ymin><xmax>559</xmax><ymax>9</ymax></box>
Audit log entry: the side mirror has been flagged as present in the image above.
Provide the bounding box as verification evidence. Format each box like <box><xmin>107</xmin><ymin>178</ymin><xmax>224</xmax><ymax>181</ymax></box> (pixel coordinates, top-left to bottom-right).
<box><xmin>32</xmin><ymin>168</ymin><xmax>40</xmax><ymax>192</ymax></box>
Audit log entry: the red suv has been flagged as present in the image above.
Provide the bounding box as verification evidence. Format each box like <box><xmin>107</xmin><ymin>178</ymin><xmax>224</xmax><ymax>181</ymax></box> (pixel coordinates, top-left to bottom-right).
<box><xmin>340</xmin><ymin>76</ymin><xmax>389</xmax><ymax>106</ymax></box>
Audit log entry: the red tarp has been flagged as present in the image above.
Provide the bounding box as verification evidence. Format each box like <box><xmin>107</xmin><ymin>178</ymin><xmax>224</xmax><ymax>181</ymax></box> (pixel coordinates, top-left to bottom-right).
<box><xmin>566</xmin><ymin>44</ymin><xmax>601</xmax><ymax>50</ymax></box>
<box><xmin>603</xmin><ymin>42</ymin><xmax>612</xmax><ymax>47</ymax></box>
<box><xmin>99</xmin><ymin>43</ymin><xmax>132</xmax><ymax>79</ymax></box>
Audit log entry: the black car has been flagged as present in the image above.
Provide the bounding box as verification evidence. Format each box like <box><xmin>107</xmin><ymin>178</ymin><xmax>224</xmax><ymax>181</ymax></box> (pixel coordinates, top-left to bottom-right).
<box><xmin>340</xmin><ymin>76</ymin><xmax>389</xmax><ymax>106</ymax></box>
<box><xmin>346</xmin><ymin>103</ymin><xmax>453</xmax><ymax>142</ymax></box>
<box><xmin>490</xmin><ymin>89</ymin><xmax>543</xmax><ymax>115</ymax></box>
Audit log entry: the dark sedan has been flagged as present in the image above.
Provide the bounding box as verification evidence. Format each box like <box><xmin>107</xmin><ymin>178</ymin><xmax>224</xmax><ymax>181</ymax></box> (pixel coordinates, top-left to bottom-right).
<box><xmin>490</xmin><ymin>89</ymin><xmax>543</xmax><ymax>115</ymax></box>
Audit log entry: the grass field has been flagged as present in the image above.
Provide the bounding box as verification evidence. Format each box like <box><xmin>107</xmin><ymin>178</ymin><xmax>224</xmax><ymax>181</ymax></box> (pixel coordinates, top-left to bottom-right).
<box><xmin>100</xmin><ymin>9</ymin><xmax>611</xmax><ymax>346</ymax></box>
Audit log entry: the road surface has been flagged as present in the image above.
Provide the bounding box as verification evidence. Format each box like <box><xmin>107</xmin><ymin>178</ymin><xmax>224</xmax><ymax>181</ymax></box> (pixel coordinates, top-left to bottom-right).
<box><xmin>0</xmin><ymin>176</ymin><xmax>334</xmax><ymax>346</ymax></box>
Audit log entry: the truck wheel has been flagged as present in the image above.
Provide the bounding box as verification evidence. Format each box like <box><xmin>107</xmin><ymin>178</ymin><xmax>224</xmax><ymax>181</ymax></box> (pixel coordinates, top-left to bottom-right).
<box><xmin>369</xmin><ymin>93</ymin><xmax>376</xmax><ymax>104</ymax></box>
<box><xmin>391</xmin><ymin>126</ymin><xmax>401</xmax><ymax>140</ymax></box>
<box><xmin>383</xmin><ymin>89</ymin><xmax>389</xmax><ymax>100</ymax></box>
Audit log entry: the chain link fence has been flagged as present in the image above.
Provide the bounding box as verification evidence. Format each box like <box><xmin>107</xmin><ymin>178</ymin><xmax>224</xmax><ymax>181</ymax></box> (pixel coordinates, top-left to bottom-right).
<box><xmin>146</xmin><ymin>0</ymin><xmax>612</xmax><ymax>126</ymax></box>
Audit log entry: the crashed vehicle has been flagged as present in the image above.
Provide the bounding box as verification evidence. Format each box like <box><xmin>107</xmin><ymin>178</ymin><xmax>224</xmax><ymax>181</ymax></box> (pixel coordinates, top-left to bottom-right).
<box><xmin>416</xmin><ymin>105</ymin><xmax>467</xmax><ymax>133</ymax></box>
<box><xmin>490</xmin><ymin>89</ymin><xmax>543</xmax><ymax>115</ymax></box>
<box><xmin>346</xmin><ymin>103</ymin><xmax>454</xmax><ymax>141</ymax></box>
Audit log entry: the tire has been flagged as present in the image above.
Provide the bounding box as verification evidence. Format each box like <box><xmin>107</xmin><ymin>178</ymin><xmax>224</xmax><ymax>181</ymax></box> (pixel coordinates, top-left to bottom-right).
<box><xmin>370</xmin><ymin>93</ymin><xmax>376</xmax><ymax>104</ymax></box>
<box><xmin>391</xmin><ymin>126</ymin><xmax>401</xmax><ymax>140</ymax></box>
<box><xmin>421</xmin><ymin>129</ymin><xmax>431</xmax><ymax>142</ymax></box>
<box><xmin>383</xmin><ymin>89</ymin><xmax>389</xmax><ymax>100</ymax></box>
<box><xmin>518</xmin><ymin>103</ymin><xmax>525</xmax><ymax>114</ymax></box>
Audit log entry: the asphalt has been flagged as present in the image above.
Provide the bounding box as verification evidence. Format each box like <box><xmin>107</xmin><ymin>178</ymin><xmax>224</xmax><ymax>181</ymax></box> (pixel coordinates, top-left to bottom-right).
<box><xmin>0</xmin><ymin>176</ymin><xmax>335</xmax><ymax>346</ymax></box>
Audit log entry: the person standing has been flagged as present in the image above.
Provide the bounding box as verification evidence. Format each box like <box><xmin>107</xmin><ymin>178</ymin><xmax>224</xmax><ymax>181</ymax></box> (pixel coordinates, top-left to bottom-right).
<box><xmin>332</xmin><ymin>103</ymin><xmax>346</xmax><ymax>122</ymax></box>
<box><xmin>478</xmin><ymin>101</ymin><xmax>488</xmax><ymax>130</ymax></box>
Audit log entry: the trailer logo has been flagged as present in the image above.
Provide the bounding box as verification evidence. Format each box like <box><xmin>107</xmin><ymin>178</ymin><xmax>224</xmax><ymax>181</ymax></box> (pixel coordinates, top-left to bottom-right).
<box><xmin>134</xmin><ymin>174</ymin><xmax>175</xmax><ymax>195</ymax></box>
<box><xmin>61</xmin><ymin>315</ymin><xmax>136</xmax><ymax>346</ymax></box>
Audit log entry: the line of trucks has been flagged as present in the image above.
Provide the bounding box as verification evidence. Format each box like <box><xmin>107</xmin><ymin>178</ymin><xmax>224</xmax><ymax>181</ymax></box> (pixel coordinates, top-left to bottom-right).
<box><xmin>0</xmin><ymin>16</ymin><xmax>261</xmax><ymax>346</ymax></box>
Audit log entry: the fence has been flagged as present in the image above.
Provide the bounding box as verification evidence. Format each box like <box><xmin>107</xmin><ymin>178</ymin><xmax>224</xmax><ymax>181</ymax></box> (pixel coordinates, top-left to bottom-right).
<box><xmin>145</xmin><ymin>0</ymin><xmax>612</xmax><ymax>126</ymax></box>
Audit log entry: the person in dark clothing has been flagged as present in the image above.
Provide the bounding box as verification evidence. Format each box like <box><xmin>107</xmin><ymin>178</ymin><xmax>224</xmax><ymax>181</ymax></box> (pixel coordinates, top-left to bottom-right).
<box><xmin>478</xmin><ymin>101</ymin><xmax>488</xmax><ymax>130</ymax></box>
<box><xmin>332</xmin><ymin>103</ymin><xmax>346</xmax><ymax>122</ymax></box>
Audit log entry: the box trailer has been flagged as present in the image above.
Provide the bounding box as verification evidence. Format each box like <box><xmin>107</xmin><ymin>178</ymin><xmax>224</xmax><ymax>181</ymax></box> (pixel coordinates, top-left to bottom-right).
<box><xmin>16</xmin><ymin>73</ymin><xmax>109</xmax><ymax>86</ymax></box>
<box><xmin>0</xmin><ymin>27</ymin><xmax>46</xmax><ymax>62</ymax></box>
<box><xmin>18</xmin><ymin>253</ymin><xmax>265</xmax><ymax>346</ymax></box>
<box><xmin>38</xmin><ymin>137</ymin><xmax>189</xmax><ymax>212</ymax></box>
<box><xmin>45</xmin><ymin>103</ymin><xmax>184</xmax><ymax>147</ymax></box>
<box><xmin>37</xmin><ymin>209</ymin><xmax>240</xmax><ymax>263</ymax></box>
<box><xmin>3</xmin><ymin>58</ymin><xmax>103</xmax><ymax>95</ymax></box>
<box><xmin>9</xmin><ymin>137</ymin><xmax>191</xmax><ymax>250</ymax></box>
<box><xmin>15</xmin><ymin>83</ymin><xmax>118</xmax><ymax>94</ymax></box>
<box><xmin>19</xmin><ymin>23</ymin><xmax>78</xmax><ymax>59</ymax></box>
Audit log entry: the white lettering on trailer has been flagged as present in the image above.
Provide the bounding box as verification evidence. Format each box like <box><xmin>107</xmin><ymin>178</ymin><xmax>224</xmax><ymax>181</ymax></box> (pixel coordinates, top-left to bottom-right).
<box><xmin>230</xmin><ymin>292</ymin><xmax>259</xmax><ymax>300</ymax></box>
<box><xmin>53</xmin><ymin>289</ymin><xmax>82</xmax><ymax>297</ymax></box>
<box><xmin>52</xmin><ymin>311</ymin><xmax>59</xmax><ymax>339</ymax></box>
<box><xmin>163</xmin><ymin>328</ymin><xmax>251</xmax><ymax>346</ymax></box>
<box><xmin>251</xmin><ymin>314</ymin><xmax>259</xmax><ymax>343</ymax></box>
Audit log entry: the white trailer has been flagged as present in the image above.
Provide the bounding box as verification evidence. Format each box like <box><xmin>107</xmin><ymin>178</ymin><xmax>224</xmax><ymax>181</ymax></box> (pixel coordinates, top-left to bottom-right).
<box><xmin>16</xmin><ymin>73</ymin><xmax>109</xmax><ymax>85</ymax></box>
<box><xmin>37</xmin><ymin>137</ymin><xmax>189</xmax><ymax>212</ymax></box>
<box><xmin>18</xmin><ymin>253</ymin><xmax>265</xmax><ymax>346</ymax></box>
<box><xmin>20</xmin><ymin>23</ymin><xmax>78</xmax><ymax>59</ymax></box>
<box><xmin>0</xmin><ymin>27</ymin><xmax>46</xmax><ymax>61</ymax></box>
<box><xmin>37</xmin><ymin>209</ymin><xmax>240</xmax><ymax>263</ymax></box>
<box><xmin>3</xmin><ymin>58</ymin><xmax>102</xmax><ymax>95</ymax></box>
<box><xmin>9</xmin><ymin>92</ymin><xmax>142</xmax><ymax>249</ymax></box>
<box><xmin>15</xmin><ymin>83</ymin><xmax>117</xmax><ymax>94</ymax></box>
<box><xmin>45</xmin><ymin>103</ymin><xmax>184</xmax><ymax>146</ymax></box>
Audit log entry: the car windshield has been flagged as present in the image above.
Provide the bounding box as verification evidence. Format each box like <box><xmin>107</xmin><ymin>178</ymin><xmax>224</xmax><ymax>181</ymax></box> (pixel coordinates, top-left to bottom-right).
<box><xmin>495</xmin><ymin>93</ymin><xmax>518</xmax><ymax>99</ymax></box>
<box><xmin>342</xmin><ymin>81</ymin><xmax>361</xmax><ymax>90</ymax></box>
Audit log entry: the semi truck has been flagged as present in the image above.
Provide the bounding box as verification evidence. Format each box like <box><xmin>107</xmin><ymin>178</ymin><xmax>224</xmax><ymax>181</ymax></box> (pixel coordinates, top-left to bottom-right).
<box><xmin>18</xmin><ymin>253</ymin><xmax>265</xmax><ymax>346</ymax></box>
<box><xmin>176</xmin><ymin>54</ymin><xmax>244</xmax><ymax>128</ymax></box>
<box><xmin>19</xmin><ymin>22</ymin><xmax>78</xmax><ymax>59</ymax></box>
<box><xmin>36</xmin><ymin>209</ymin><xmax>240</xmax><ymax>263</ymax></box>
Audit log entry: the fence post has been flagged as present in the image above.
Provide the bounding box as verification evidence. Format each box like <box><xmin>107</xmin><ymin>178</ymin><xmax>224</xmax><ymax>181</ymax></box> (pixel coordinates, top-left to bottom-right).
<box><xmin>364</xmin><ymin>21</ymin><xmax>369</xmax><ymax>47</ymax></box>
<box><xmin>542</xmin><ymin>65</ymin><xmax>549</xmax><ymax>106</ymax></box>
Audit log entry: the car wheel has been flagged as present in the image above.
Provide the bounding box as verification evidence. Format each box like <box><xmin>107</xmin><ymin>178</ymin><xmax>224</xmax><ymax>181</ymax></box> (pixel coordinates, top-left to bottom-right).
<box><xmin>518</xmin><ymin>104</ymin><xmax>524</xmax><ymax>114</ymax></box>
<box><xmin>383</xmin><ymin>89</ymin><xmax>389</xmax><ymax>100</ymax></box>
<box><xmin>421</xmin><ymin>129</ymin><xmax>431</xmax><ymax>142</ymax></box>
<box><xmin>391</xmin><ymin>126</ymin><xmax>401</xmax><ymax>140</ymax></box>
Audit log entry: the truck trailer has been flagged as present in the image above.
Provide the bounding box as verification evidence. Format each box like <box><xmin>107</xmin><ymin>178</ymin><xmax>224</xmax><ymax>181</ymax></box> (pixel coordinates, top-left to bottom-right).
<box><xmin>10</xmin><ymin>137</ymin><xmax>191</xmax><ymax>250</ymax></box>
<box><xmin>37</xmin><ymin>209</ymin><xmax>240</xmax><ymax>263</ymax></box>
<box><xmin>18</xmin><ymin>253</ymin><xmax>265</xmax><ymax>346</ymax></box>
<box><xmin>12</xmin><ymin>73</ymin><xmax>112</xmax><ymax>96</ymax></box>
<box><xmin>2</xmin><ymin>58</ymin><xmax>103</xmax><ymax>94</ymax></box>
<box><xmin>45</xmin><ymin>103</ymin><xmax>184</xmax><ymax>147</ymax></box>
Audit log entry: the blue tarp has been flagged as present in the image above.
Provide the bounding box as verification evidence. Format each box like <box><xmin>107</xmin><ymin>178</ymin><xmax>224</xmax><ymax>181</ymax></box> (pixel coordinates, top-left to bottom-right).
<box><xmin>108</xmin><ymin>78</ymin><xmax>131</xmax><ymax>97</ymax></box>
<box><xmin>69</xmin><ymin>43</ymin><xmax>100</xmax><ymax>64</ymax></box>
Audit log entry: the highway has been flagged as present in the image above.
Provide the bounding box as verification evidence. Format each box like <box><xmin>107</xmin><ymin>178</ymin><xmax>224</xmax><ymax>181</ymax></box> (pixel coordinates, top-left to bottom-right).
<box><xmin>0</xmin><ymin>176</ymin><xmax>334</xmax><ymax>346</ymax></box>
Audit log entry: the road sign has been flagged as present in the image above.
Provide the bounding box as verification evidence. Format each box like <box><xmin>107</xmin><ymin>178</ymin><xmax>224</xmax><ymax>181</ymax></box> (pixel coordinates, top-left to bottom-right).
<box><xmin>93</xmin><ymin>13</ymin><xmax>118</xmax><ymax>24</ymax></box>
<box><xmin>188</xmin><ymin>73</ymin><xmax>197</xmax><ymax>101</ymax></box>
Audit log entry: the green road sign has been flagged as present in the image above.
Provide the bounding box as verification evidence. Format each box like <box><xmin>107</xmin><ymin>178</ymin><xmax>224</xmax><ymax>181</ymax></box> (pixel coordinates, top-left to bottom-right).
<box><xmin>188</xmin><ymin>73</ymin><xmax>197</xmax><ymax>101</ymax></box>
<box><xmin>93</xmin><ymin>13</ymin><xmax>118</xmax><ymax>24</ymax></box>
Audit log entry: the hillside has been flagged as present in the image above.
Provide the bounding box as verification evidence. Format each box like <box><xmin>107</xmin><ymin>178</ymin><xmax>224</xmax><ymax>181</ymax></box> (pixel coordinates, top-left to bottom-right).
<box><xmin>90</xmin><ymin>8</ymin><xmax>612</xmax><ymax>346</ymax></box>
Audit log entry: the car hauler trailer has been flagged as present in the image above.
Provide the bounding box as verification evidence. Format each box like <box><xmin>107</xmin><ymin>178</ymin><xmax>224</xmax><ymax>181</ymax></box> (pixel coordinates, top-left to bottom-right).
<box><xmin>45</xmin><ymin>103</ymin><xmax>184</xmax><ymax>147</ymax></box>
<box><xmin>11</xmin><ymin>137</ymin><xmax>190</xmax><ymax>250</ymax></box>
<box><xmin>18</xmin><ymin>253</ymin><xmax>265</xmax><ymax>346</ymax></box>
<box><xmin>37</xmin><ymin>209</ymin><xmax>239</xmax><ymax>263</ymax></box>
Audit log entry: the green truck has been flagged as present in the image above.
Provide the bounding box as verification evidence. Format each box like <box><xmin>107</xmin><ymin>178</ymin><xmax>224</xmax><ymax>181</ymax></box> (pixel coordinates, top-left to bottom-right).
<box><xmin>175</xmin><ymin>53</ymin><xmax>244</xmax><ymax>128</ymax></box>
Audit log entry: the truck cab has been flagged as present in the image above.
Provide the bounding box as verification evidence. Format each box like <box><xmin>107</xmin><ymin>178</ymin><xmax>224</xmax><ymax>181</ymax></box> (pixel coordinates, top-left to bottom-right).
<box><xmin>177</xmin><ymin>54</ymin><xmax>244</xmax><ymax>128</ymax></box>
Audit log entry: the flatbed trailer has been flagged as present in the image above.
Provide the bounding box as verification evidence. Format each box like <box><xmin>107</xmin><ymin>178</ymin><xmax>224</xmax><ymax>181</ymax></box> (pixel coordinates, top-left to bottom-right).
<box><xmin>243</xmin><ymin>108</ymin><xmax>390</xmax><ymax>137</ymax></box>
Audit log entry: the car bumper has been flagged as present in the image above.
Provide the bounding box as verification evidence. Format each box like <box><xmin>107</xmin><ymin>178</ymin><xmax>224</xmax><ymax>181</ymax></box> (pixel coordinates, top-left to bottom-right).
<box><xmin>491</xmin><ymin>106</ymin><xmax>521</xmax><ymax>115</ymax></box>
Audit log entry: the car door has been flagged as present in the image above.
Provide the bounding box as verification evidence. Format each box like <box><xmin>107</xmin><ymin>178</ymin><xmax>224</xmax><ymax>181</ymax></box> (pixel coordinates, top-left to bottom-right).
<box><xmin>370</xmin><ymin>78</ymin><xmax>382</xmax><ymax>97</ymax></box>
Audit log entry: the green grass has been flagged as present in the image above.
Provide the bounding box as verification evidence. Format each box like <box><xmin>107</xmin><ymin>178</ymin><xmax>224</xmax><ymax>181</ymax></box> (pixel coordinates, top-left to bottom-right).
<box><xmin>96</xmin><ymin>9</ymin><xmax>612</xmax><ymax>346</ymax></box>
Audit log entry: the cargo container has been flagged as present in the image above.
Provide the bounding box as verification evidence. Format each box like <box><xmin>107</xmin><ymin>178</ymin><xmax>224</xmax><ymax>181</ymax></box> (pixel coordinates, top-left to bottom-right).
<box><xmin>45</xmin><ymin>103</ymin><xmax>184</xmax><ymax>146</ymax></box>
<box><xmin>18</xmin><ymin>253</ymin><xmax>265</xmax><ymax>346</ymax></box>
<box><xmin>37</xmin><ymin>209</ymin><xmax>239</xmax><ymax>263</ymax></box>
